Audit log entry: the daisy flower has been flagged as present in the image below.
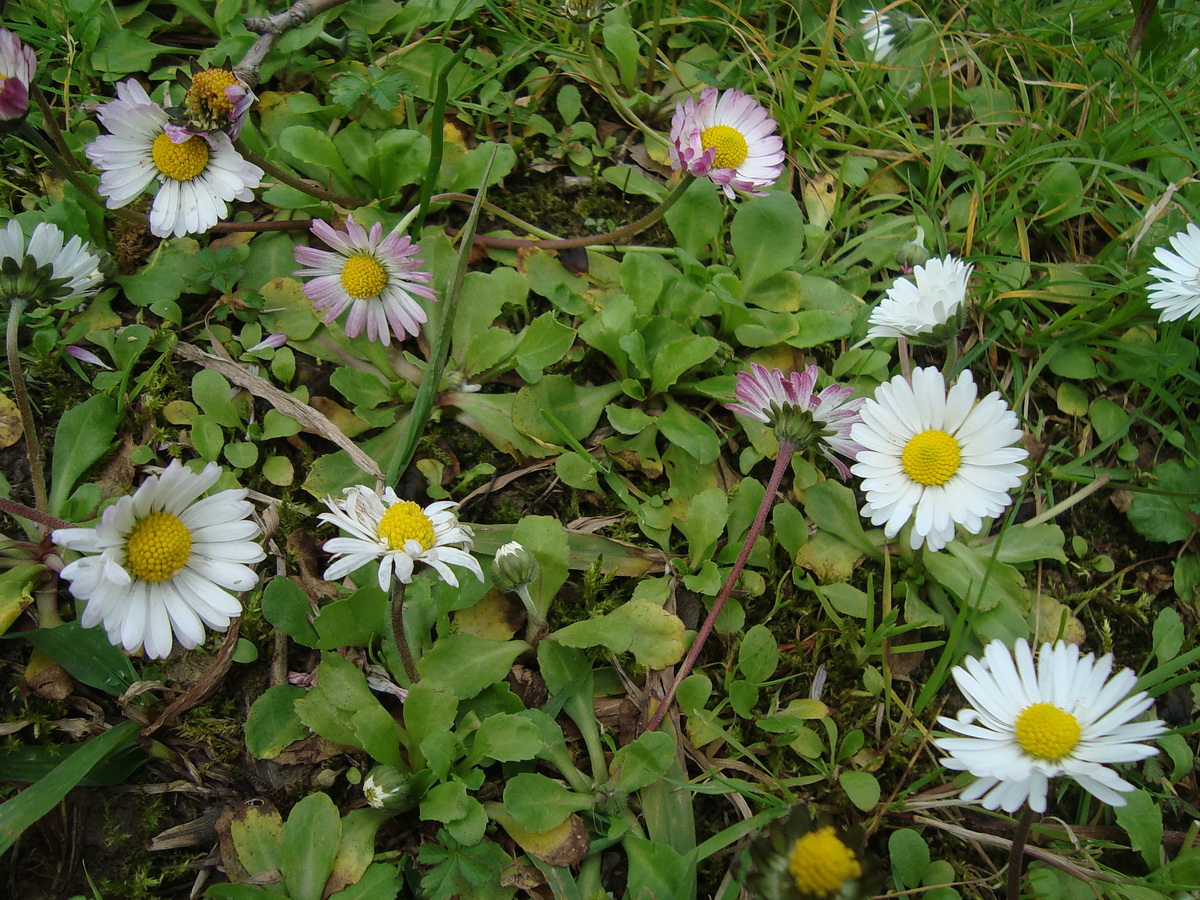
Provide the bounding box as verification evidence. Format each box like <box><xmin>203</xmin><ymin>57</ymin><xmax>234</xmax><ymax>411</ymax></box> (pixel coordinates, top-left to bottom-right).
<box><xmin>746</xmin><ymin>806</ymin><xmax>873</xmax><ymax>900</ymax></box>
<box><xmin>0</xmin><ymin>27</ymin><xmax>36</xmax><ymax>122</ymax></box>
<box><xmin>0</xmin><ymin>220</ymin><xmax>103</xmax><ymax>305</ymax></box>
<box><xmin>52</xmin><ymin>461</ymin><xmax>264</xmax><ymax>659</ymax></box>
<box><xmin>850</xmin><ymin>367</ymin><xmax>1027</xmax><ymax>551</ymax></box>
<box><xmin>669</xmin><ymin>88</ymin><xmax>785</xmax><ymax>199</ymax></box>
<box><xmin>85</xmin><ymin>79</ymin><xmax>263</xmax><ymax>239</ymax></box>
<box><xmin>165</xmin><ymin>67</ymin><xmax>255</xmax><ymax>142</ymax></box>
<box><xmin>866</xmin><ymin>255</ymin><xmax>973</xmax><ymax>343</ymax></box>
<box><xmin>859</xmin><ymin>10</ymin><xmax>895</xmax><ymax>63</ymax></box>
<box><xmin>728</xmin><ymin>363</ymin><xmax>864</xmax><ymax>478</ymax></box>
<box><xmin>319</xmin><ymin>485</ymin><xmax>483</xmax><ymax>592</ymax></box>
<box><xmin>293</xmin><ymin>215</ymin><xmax>439</xmax><ymax>345</ymax></box>
<box><xmin>934</xmin><ymin>639</ymin><xmax>1166</xmax><ymax>813</ymax></box>
<box><xmin>1146</xmin><ymin>222</ymin><xmax>1200</xmax><ymax>322</ymax></box>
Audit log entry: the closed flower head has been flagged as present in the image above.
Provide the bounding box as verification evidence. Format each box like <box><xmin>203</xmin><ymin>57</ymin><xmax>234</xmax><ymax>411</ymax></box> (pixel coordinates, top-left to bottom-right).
<box><xmin>0</xmin><ymin>28</ymin><xmax>36</xmax><ymax>122</ymax></box>
<box><xmin>0</xmin><ymin>220</ymin><xmax>103</xmax><ymax>306</ymax></box>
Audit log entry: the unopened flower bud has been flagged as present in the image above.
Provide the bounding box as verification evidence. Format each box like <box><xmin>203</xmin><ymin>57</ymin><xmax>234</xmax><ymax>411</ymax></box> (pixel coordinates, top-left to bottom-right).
<box><xmin>894</xmin><ymin>226</ymin><xmax>930</xmax><ymax>270</ymax></box>
<box><xmin>490</xmin><ymin>541</ymin><xmax>539</xmax><ymax>592</ymax></box>
<box><xmin>363</xmin><ymin>765</ymin><xmax>418</xmax><ymax>811</ymax></box>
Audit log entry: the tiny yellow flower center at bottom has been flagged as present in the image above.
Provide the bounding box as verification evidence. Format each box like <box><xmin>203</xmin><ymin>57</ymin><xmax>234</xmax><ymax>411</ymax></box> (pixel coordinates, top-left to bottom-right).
<box><xmin>126</xmin><ymin>512</ymin><xmax>193</xmax><ymax>583</ymax></box>
<box><xmin>151</xmin><ymin>131</ymin><xmax>210</xmax><ymax>181</ymax></box>
<box><xmin>901</xmin><ymin>429</ymin><xmax>961</xmax><ymax>486</ymax></box>
<box><xmin>699</xmin><ymin>124</ymin><xmax>749</xmax><ymax>169</ymax></box>
<box><xmin>1014</xmin><ymin>702</ymin><xmax>1082</xmax><ymax>762</ymax></box>
<box><xmin>377</xmin><ymin>501</ymin><xmax>436</xmax><ymax>552</ymax></box>
<box><xmin>788</xmin><ymin>826</ymin><xmax>862</xmax><ymax>896</ymax></box>
<box><xmin>340</xmin><ymin>254</ymin><xmax>389</xmax><ymax>299</ymax></box>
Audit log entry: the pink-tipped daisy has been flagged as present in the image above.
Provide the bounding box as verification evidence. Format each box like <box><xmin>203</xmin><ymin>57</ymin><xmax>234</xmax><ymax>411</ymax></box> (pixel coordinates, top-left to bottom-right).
<box><xmin>0</xmin><ymin>27</ymin><xmax>36</xmax><ymax>122</ymax></box>
<box><xmin>669</xmin><ymin>88</ymin><xmax>785</xmax><ymax>199</ymax></box>
<box><xmin>728</xmin><ymin>363</ymin><xmax>864</xmax><ymax>478</ymax></box>
<box><xmin>293</xmin><ymin>215</ymin><xmax>439</xmax><ymax>345</ymax></box>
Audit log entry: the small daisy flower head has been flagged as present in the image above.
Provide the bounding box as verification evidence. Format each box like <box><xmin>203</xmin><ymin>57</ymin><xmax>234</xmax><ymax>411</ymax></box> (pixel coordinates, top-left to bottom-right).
<box><xmin>866</xmin><ymin>255</ymin><xmax>973</xmax><ymax>344</ymax></box>
<box><xmin>1146</xmin><ymin>222</ymin><xmax>1200</xmax><ymax>322</ymax></box>
<box><xmin>319</xmin><ymin>485</ymin><xmax>483</xmax><ymax>592</ymax></box>
<box><xmin>0</xmin><ymin>220</ymin><xmax>103</xmax><ymax>307</ymax></box>
<box><xmin>293</xmin><ymin>215</ymin><xmax>439</xmax><ymax>346</ymax></box>
<box><xmin>934</xmin><ymin>639</ymin><xmax>1166</xmax><ymax>813</ymax></box>
<box><xmin>363</xmin><ymin>764</ymin><xmax>420</xmax><ymax>811</ymax></box>
<box><xmin>858</xmin><ymin>10</ymin><xmax>895</xmax><ymax>62</ymax></box>
<box><xmin>51</xmin><ymin>461</ymin><xmax>265</xmax><ymax>659</ymax></box>
<box><xmin>669</xmin><ymin>88</ymin><xmax>785</xmax><ymax>199</ymax></box>
<box><xmin>728</xmin><ymin>363</ymin><xmax>864</xmax><ymax>478</ymax></box>
<box><xmin>85</xmin><ymin>79</ymin><xmax>263</xmax><ymax>238</ymax></box>
<box><xmin>0</xmin><ymin>27</ymin><xmax>36</xmax><ymax>122</ymax></box>
<box><xmin>490</xmin><ymin>541</ymin><xmax>539</xmax><ymax>593</ymax></box>
<box><xmin>165</xmin><ymin>67</ymin><xmax>255</xmax><ymax>142</ymax></box>
<box><xmin>746</xmin><ymin>806</ymin><xmax>872</xmax><ymax>900</ymax></box>
<box><xmin>850</xmin><ymin>367</ymin><xmax>1028</xmax><ymax>551</ymax></box>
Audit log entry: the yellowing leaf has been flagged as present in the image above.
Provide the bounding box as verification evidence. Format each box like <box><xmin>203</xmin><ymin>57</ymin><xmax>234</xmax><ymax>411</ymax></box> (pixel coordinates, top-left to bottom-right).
<box><xmin>0</xmin><ymin>392</ymin><xmax>22</xmax><ymax>450</ymax></box>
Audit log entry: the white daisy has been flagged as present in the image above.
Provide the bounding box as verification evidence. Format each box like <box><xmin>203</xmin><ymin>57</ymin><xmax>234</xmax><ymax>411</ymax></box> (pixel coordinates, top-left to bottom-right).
<box><xmin>0</xmin><ymin>220</ymin><xmax>103</xmax><ymax>305</ymax></box>
<box><xmin>52</xmin><ymin>461</ymin><xmax>265</xmax><ymax>659</ymax></box>
<box><xmin>850</xmin><ymin>367</ymin><xmax>1027</xmax><ymax>551</ymax></box>
<box><xmin>728</xmin><ymin>363</ymin><xmax>864</xmax><ymax>478</ymax></box>
<box><xmin>1146</xmin><ymin>222</ymin><xmax>1200</xmax><ymax>322</ymax></box>
<box><xmin>934</xmin><ymin>639</ymin><xmax>1166</xmax><ymax>813</ymax></box>
<box><xmin>0</xmin><ymin>27</ymin><xmax>36</xmax><ymax>122</ymax></box>
<box><xmin>85</xmin><ymin>79</ymin><xmax>263</xmax><ymax>239</ymax></box>
<box><xmin>859</xmin><ymin>10</ymin><xmax>895</xmax><ymax>63</ymax></box>
<box><xmin>866</xmin><ymin>255</ymin><xmax>973</xmax><ymax>342</ymax></box>
<box><xmin>319</xmin><ymin>485</ymin><xmax>483</xmax><ymax>592</ymax></box>
<box><xmin>293</xmin><ymin>215</ymin><xmax>439</xmax><ymax>346</ymax></box>
<box><xmin>669</xmin><ymin>88</ymin><xmax>786</xmax><ymax>199</ymax></box>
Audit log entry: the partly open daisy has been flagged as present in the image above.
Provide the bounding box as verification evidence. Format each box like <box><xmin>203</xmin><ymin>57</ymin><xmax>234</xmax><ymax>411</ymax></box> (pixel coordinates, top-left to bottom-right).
<box><xmin>0</xmin><ymin>220</ymin><xmax>103</xmax><ymax>306</ymax></box>
<box><xmin>1146</xmin><ymin>222</ymin><xmax>1200</xmax><ymax>322</ymax></box>
<box><xmin>85</xmin><ymin>79</ymin><xmax>263</xmax><ymax>238</ymax></box>
<box><xmin>866</xmin><ymin>255</ymin><xmax>972</xmax><ymax>343</ymax></box>
<box><xmin>165</xmin><ymin>66</ymin><xmax>255</xmax><ymax>142</ymax></box>
<box><xmin>669</xmin><ymin>88</ymin><xmax>785</xmax><ymax>199</ymax></box>
<box><xmin>0</xmin><ymin>27</ymin><xmax>36</xmax><ymax>122</ymax></box>
<box><xmin>52</xmin><ymin>461</ymin><xmax>264</xmax><ymax>659</ymax></box>
<box><xmin>293</xmin><ymin>215</ymin><xmax>438</xmax><ymax>345</ymax></box>
<box><xmin>859</xmin><ymin>10</ymin><xmax>895</xmax><ymax>62</ymax></box>
<box><xmin>319</xmin><ymin>485</ymin><xmax>483</xmax><ymax>592</ymax></box>
<box><xmin>934</xmin><ymin>639</ymin><xmax>1165</xmax><ymax>813</ymax></box>
<box><xmin>850</xmin><ymin>367</ymin><xmax>1027</xmax><ymax>551</ymax></box>
<box><xmin>728</xmin><ymin>363</ymin><xmax>864</xmax><ymax>478</ymax></box>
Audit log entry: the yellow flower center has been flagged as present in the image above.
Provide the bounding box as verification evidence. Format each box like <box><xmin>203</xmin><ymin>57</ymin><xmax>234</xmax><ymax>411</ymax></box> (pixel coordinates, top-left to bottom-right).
<box><xmin>376</xmin><ymin>501</ymin><xmax>435</xmax><ymax>551</ymax></box>
<box><xmin>901</xmin><ymin>429</ymin><xmax>961</xmax><ymax>486</ymax></box>
<box><xmin>788</xmin><ymin>826</ymin><xmax>862</xmax><ymax>897</ymax></box>
<box><xmin>125</xmin><ymin>512</ymin><xmax>193</xmax><ymax>583</ymax></box>
<box><xmin>700</xmin><ymin>124</ymin><xmax>749</xmax><ymax>169</ymax></box>
<box><xmin>186</xmin><ymin>68</ymin><xmax>239</xmax><ymax>118</ymax></box>
<box><xmin>151</xmin><ymin>132</ymin><xmax>210</xmax><ymax>181</ymax></box>
<box><xmin>340</xmin><ymin>254</ymin><xmax>388</xmax><ymax>299</ymax></box>
<box><xmin>1014</xmin><ymin>702</ymin><xmax>1082</xmax><ymax>762</ymax></box>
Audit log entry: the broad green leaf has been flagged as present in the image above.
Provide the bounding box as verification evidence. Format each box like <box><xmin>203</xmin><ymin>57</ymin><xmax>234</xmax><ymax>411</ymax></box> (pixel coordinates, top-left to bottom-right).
<box><xmin>503</xmin><ymin>772</ymin><xmax>592</xmax><ymax>832</ymax></box>
<box><xmin>0</xmin><ymin>564</ymin><xmax>40</xmax><ymax>637</ymax></box>
<box><xmin>839</xmin><ymin>770</ymin><xmax>880</xmax><ymax>812</ymax></box>
<box><xmin>923</xmin><ymin>543</ymin><xmax>1026</xmax><ymax>613</ymax></box>
<box><xmin>465</xmin><ymin>714</ymin><xmax>545</xmax><ymax>766</ymax></box>
<box><xmin>888</xmin><ymin>828</ymin><xmax>930</xmax><ymax>888</ymax></box>
<box><xmin>512</xmin><ymin>376</ymin><xmax>622</xmax><ymax>447</ymax></box>
<box><xmin>313</xmin><ymin>586</ymin><xmax>387</xmax><ymax>649</ymax></box>
<box><xmin>245</xmin><ymin>685</ymin><xmax>308</xmax><ymax>760</ymax></box>
<box><xmin>417</xmin><ymin>634</ymin><xmax>530</xmax><ymax>699</ymax></box>
<box><xmin>228</xmin><ymin>801</ymin><xmax>284</xmax><ymax>877</ymax></box>
<box><xmin>280</xmin><ymin>793</ymin><xmax>341</xmax><ymax>900</ymax></box>
<box><xmin>261</xmin><ymin>577</ymin><xmax>320</xmax><ymax>647</ymax></box>
<box><xmin>1114</xmin><ymin>789</ymin><xmax>1163</xmax><ymax>871</ymax></box>
<box><xmin>665</xmin><ymin>176</ymin><xmax>725</xmax><ymax>257</ymax></box>
<box><xmin>192</xmin><ymin>369</ymin><xmax>242</xmax><ymax>427</ymax></box>
<box><xmin>650</xmin><ymin>335</ymin><xmax>718</xmax><ymax>394</ymax></box>
<box><xmin>404</xmin><ymin>682</ymin><xmax>459</xmax><ymax>755</ymax></box>
<box><xmin>605</xmin><ymin>730</ymin><xmax>676</xmax><ymax>795</ymax></box>
<box><xmin>328</xmin><ymin>809</ymin><xmax>393</xmax><ymax>896</ymax></box>
<box><xmin>1128</xmin><ymin>460</ymin><xmax>1200</xmax><ymax>544</ymax></box>
<box><xmin>738</xmin><ymin>625</ymin><xmax>780</xmax><ymax>684</ymax></box>
<box><xmin>49</xmin><ymin>394</ymin><xmax>119</xmax><ymax>518</ymax></box>
<box><xmin>327</xmin><ymin>862</ymin><xmax>403</xmax><ymax>900</ymax></box>
<box><xmin>679</xmin><ymin>488</ymin><xmax>728</xmax><ymax>568</ymax></box>
<box><xmin>295</xmin><ymin>653</ymin><xmax>403</xmax><ymax>766</ymax></box>
<box><xmin>552</xmin><ymin>599</ymin><xmax>686</xmax><ymax>668</ymax></box>
<box><xmin>513</xmin><ymin>516</ymin><xmax>570</xmax><ymax>625</ymax></box>
<box><xmin>623</xmin><ymin>833</ymin><xmax>693</xmax><ymax>900</ymax></box>
<box><xmin>512</xmin><ymin>314</ymin><xmax>575</xmax><ymax>383</ymax></box>
<box><xmin>731</xmin><ymin>192</ymin><xmax>805</xmax><ymax>289</ymax></box>
<box><xmin>1152</xmin><ymin>608</ymin><xmax>1184</xmax><ymax>665</ymax></box>
<box><xmin>804</xmin><ymin>480</ymin><xmax>881</xmax><ymax>560</ymax></box>
<box><xmin>21</xmin><ymin>620</ymin><xmax>138</xmax><ymax>695</ymax></box>
<box><xmin>279</xmin><ymin>125</ymin><xmax>354</xmax><ymax>185</ymax></box>
<box><xmin>658</xmin><ymin>399</ymin><xmax>719</xmax><ymax>464</ymax></box>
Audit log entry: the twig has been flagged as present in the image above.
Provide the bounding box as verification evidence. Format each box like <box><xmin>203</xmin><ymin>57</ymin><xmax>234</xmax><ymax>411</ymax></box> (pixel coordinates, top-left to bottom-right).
<box><xmin>236</xmin><ymin>0</ymin><xmax>354</xmax><ymax>88</ymax></box>
<box><xmin>141</xmin><ymin>620</ymin><xmax>242</xmax><ymax>737</ymax></box>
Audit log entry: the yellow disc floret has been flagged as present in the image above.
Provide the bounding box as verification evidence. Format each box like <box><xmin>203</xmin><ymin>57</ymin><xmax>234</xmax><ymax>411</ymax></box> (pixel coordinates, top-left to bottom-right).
<box><xmin>901</xmin><ymin>429</ymin><xmax>961</xmax><ymax>486</ymax></box>
<box><xmin>1014</xmin><ymin>702</ymin><xmax>1082</xmax><ymax>762</ymax></box>
<box><xmin>788</xmin><ymin>826</ymin><xmax>862</xmax><ymax>897</ymax></box>
<box><xmin>377</xmin><ymin>501</ymin><xmax>436</xmax><ymax>551</ymax></box>
<box><xmin>700</xmin><ymin>124</ymin><xmax>749</xmax><ymax>169</ymax></box>
<box><xmin>125</xmin><ymin>512</ymin><xmax>193</xmax><ymax>583</ymax></box>
<box><xmin>151</xmin><ymin>132</ymin><xmax>210</xmax><ymax>181</ymax></box>
<box><xmin>186</xmin><ymin>68</ymin><xmax>239</xmax><ymax>120</ymax></box>
<box><xmin>340</xmin><ymin>254</ymin><xmax>388</xmax><ymax>299</ymax></box>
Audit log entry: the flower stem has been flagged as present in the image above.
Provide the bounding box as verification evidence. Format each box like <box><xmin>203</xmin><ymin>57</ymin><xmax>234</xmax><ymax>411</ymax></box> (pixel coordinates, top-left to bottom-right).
<box><xmin>6</xmin><ymin>299</ymin><xmax>49</xmax><ymax>533</ymax></box>
<box><xmin>646</xmin><ymin>440</ymin><xmax>797</xmax><ymax>732</ymax></box>
<box><xmin>31</xmin><ymin>84</ymin><xmax>73</xmax><ymax>161</ymax></box>
<box><xmin>234</xmin><ymin>139</ymin><xmax>366</xmax><ymax>208</ymax></box>
<box><xmin>0</xmin><ymin>496</ymin><xmax>72</xmax><ymax>533</ymax></box>
<box><xmin>897</xmin><ymin>336</ymin><xmax>912</xmax><ymax>380</ymax></box>
<box><xmin>1007</xmin><ymin>805</ymin><xmax>1036</xmax><ymax>900</ymax></box>
<box><xmin>390</xmin><ymin>582</ymin><xmax>421</xmax><ymax>685</ymax></box>
<box><xmin>580</xmin><ymin>32</ymin><xmax>666</xmax><ymax>152</ymax></box>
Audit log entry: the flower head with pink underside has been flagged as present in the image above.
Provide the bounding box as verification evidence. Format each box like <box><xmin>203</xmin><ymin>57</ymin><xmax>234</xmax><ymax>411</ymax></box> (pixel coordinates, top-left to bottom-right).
<box><xmin>728</xmin><ymin>363</ymin><xmax>864</xmax><ymax>478</ymax></box>
<box><xmin>293</xmin><ymin>215</ymin><xmax>438</xmax><ymax>346</ymax></box>
<box><xmin>0</xmin><ymin>28</ymin><xmax>36</xmax><ymax>122</ymax></box>
<box><xmin>669</xmin><ymin>88</ymin><xmax>785</xmax><ymax>199</ymax></box>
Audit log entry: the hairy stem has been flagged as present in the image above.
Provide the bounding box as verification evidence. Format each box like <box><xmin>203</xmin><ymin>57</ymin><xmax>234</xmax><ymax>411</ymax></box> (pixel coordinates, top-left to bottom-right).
<box><xmin>390</xmin><ymin>582</ymin><xmax>421</xmax><ymax>684</ymax></box>
<box><xmin>1007</xmin><ymin>805</ymin><xmax>1036</xmax><ymax>900</ymax></box>
<box><xmin>6</xmin><ymin>299</ymin><xmax>49</xmax><ymax>531</ymax></box>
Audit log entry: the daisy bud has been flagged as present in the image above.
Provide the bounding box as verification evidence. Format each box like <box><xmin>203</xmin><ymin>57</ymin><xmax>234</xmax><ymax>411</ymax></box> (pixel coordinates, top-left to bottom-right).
<box><xmin>490</xmin><ymin>541</ymin><xmax>539</xmax><ymax>592</ymax></box>
<box><xmin>363</xmin><ymin>765</ymin><xmax>419</xmax><ymax>811</ymax></box>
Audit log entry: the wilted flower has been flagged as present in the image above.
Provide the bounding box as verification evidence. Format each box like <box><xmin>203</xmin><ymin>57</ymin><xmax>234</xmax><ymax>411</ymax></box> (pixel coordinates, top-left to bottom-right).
<box><xmin>66</xmin><ymin>345</ymin><xmax>110</xmax><ymax>368</ymax></box>
<box><xmin>165</xmin><ymin>66</ymin><xmax>254</xmax><ymax>141</ymax></box>
<box><xmin>0</xmin><ymin>220</ymin><xmax>103</xmax><ymax>306</ymax></box>
<box><xmin>0</xmin><ymin>28</ymin><xmax>36</xmax><ymax>122</ymax></box>
<box><xmin>246</xmin><ymin>332</ymin><xmax>287</xmax><ymax>353</ymax></box>
<box><xmin>318</xmin><ymin>486</ymin><xmax>482</xmax><ymax>592</ymax></box>
<box><xmin>1146</xmin><ymin>222</ymin><xmax>1200</xmax><ymax>322</ymax></box>
<box><xmin>727</xmin><ymin>363</ymin><xmax>864</xmax><ymax>478</ymax></box>
<box><xmin>52</xmin><ymin>461</ymin><xmax>264</xmax><ymax>659</ymax></box>
<box><xmin>293</xmin><ymin>215</ymin><xmax>438</xmax><ymax>346</ymax></box>
<box><xmin>669</xmin><ymin>88</ymin><xmax>785</xmax><ymax>199</ymax></box>
<box><xmin>850</xmin><ymin>367</ymin><xmax>1027</xmax><ymax>551</ymax></box>
<box><xmin>86</xmin><ymin>80</ymin><xmax>263</xmax><ymax>238</ymax></box>
<box><xmin>866</xmin><ymin>255</ymin><xmax>972</xmax><ymax>343</ymax></box>
<box><xmin>934</xmin><ymin>639</ymin><xmax>1166</xmax><ymax>813</ymax></box>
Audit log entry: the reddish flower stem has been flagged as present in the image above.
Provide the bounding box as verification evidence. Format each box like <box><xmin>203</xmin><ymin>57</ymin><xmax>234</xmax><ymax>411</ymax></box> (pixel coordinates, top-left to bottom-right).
<box><xmin>646</xmin><ymin>440</ymin><xmax>797</xmax><ymax>733</ymax></box>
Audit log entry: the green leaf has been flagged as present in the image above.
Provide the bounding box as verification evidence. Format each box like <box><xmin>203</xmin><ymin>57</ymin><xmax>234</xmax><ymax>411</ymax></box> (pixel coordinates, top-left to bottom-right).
<box><xmin>192</xmin><ymin>369</ymin><xmax>243</xmax><ymax>427</ymax></box>
<box><xmin>666</xmin><ymin>176</ymin><xmax>725</xmax><ymax>257</ymax></box>
<box><xmin>738</xmin><ymin>625</ymin><xmax>780</xmax><ymax>684</ymax></box>
<box><xmin>279</xmin><ymin>125</ymin><xmax>355</xmax><ymax>185</ymax></box>
<box><xmin>887</xmin><ymin>828</ymin><xmax>930</xmax><ymax>888</ymax></box>
<box><xmin>1152</xmin><ymin>608</ymin><xmax>1184</xmax><ymax>665</ymax></box>
<box><xmin>512</xmin><ymin>376</ymin><xmax>622</xmax><ymax>447</ymax></box>
<box><xmin>1128</xmin><ymin>460</ymin><xmax>1200</xmax><ymax>544</ymax></box>
<box><xmin>923</xmin><ymin>543</ymin><xmax>1026</xmax><ymax>613</ymax></box>
<box><xmin>839</xmin><ymin>770</ymin><xmax>880</xmax><ymax>812</ymax></box>
<box><xmin>261</xmin><ymin>577</ymin><xmax>320</xmax><ymax>647</ymax></box>
<box><xmin>605</xmin><ymin>730</ymin><xmax>676</xmax><ymax>795</ymax></box>
<box><xmin>417</xmin><ymin>634</ymin><xmax>530</xmax><ymax>699</ymax></box>
<box><xmin>0</xmin><ymin>721</ymin><xmax>139</xmax><ymax>855</ymax></box>
<box><xmin>551</xmin><ymin>599</ymin><xmax>686</xmax><ymax>668</ymax></box>
<box><xmin>502</xmin><ymin>772</ymin><xmax>592</xmax><ymax>832</ymax></box>
<box><xmin>373</xmin><ymin>131</ymin><xmax>431</xmax><ymax>196</ymax></box>
<box><xmin>404</xmin><ymin>682</ymin><xmax>459</xmax><ymax>758</ymax></box>
<box><xmin>513</xmin><ymin>516</ymin><xmax>570</xmax><ymax>625</ymax></box>
<box><xmin>731</xmin><ymin>192</ymin><xmax>805</xmax><ymax>289</ymax></box>
<box><xmin>313</xmin><ymin>587</ymin><xmax>387</xmax><ymax>649</ymax></box>
<box><xmin>804</xmin><ymin>480</ymin><xmax>881</xmax><ymax>561</ymax></box>
<box><xmin>650</xmin><ymin>335</ymin><xmax>718</xmax><ymax>395</ymax></box>
<box><xmin>465</xmin><ymin>714</ymin><xmax>545</xmax><ymax>766</ymax></box>
<box><xmin>49</xmin><ymin>394</ymin><xmax>119</xmax><ymax>518</ymax></box>
<box><xmin>280</xmin><ymin>793</ymin><xmax>342</xmax><ymax>900</ymax></box>
<box><xmin>622</xmin><ymin>833</ymin><xmax>693</xmax><ymax>900</ymax></box>
<box><xmin>21</xmin><ymin>621</ymin><xmax>138</xmax><ymax>695</ymax></box>
<box><xmin>327</xmin><ymin>862</ymin><xmax>403</xmax><ymax>900</ymax></box>
<box><xmin>295</xmin><ymin>653</ymin><xmax>403</xmax><ymax>766</ymax></box>
<box><xmin>658</xmin><ymin>399</ymin><xmax>719</xmax><ymax>464</ymax></box>
<box><xmin>329</xmin><ymin>809</ymin><xmax>394</xmax><ymax>896</ymax></box>
<box><xmin>228</xmin><ymin>802</ymin><xmax>284</xmax><ymax>877</ymax></box>
<box><xmin>786</xmin><ymin>310</ymin><xmax>853</xmax><ymax>348</ymax></box>
<box><xmin>679</xmin><ymin>488</ymin><xmax>728</xmax><ymax>569</ymax></box>
<box><xmin>421</xmin><ymin>780</ymin><xmax>471</xmax><ymax>824</ymax></box>
<box><xmin>512</xmin><ymin>314</ymin><xmax>575</xmax><ymax>383</ymax></box>
<box><xmin>1114</xmin><ymin>789</ymin><xmax>1163</xmax><ymax>871</ymax></box>
<box><xmin>245</xmin><ymin>685</ymin><xmax>308</xmax><ymax>760</ymax></box>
